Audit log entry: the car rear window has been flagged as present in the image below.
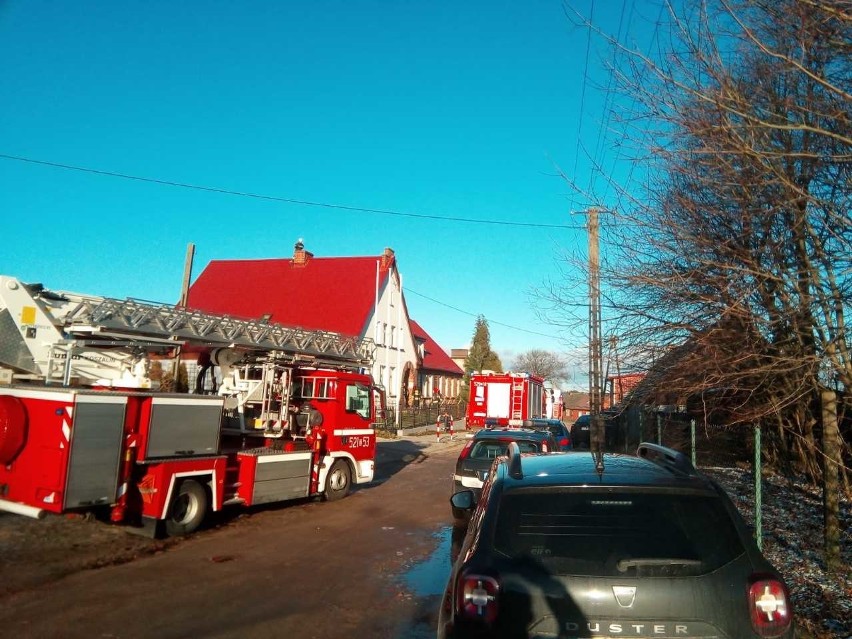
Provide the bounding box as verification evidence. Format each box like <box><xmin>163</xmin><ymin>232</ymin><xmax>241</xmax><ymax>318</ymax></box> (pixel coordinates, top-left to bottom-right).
<box><xmin>470</xmin><ymin>440</ymin><xmax>542</xmax><ymax>459</ymax></box>
<box><xmin>493</xmin><ymin>488</ymin><xmax>745</xmax><ymax>576</ymax></box>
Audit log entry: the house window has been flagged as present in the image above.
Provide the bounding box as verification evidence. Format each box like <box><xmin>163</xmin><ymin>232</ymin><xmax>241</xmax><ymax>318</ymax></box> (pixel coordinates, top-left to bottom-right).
<box><xmin>375</xmin><ymin>321</ymin><xmax>383</xmax><ymax>345</ymax></box>
<box><xmin>390</xmin><ymin>326</ymin><xmax>397</xmax><ymax>349</ymax></box>
<box><xmin>389</xmin><ymin>366</ymin><xmax>397</xmax><ymax>397</ymax></box>
<box><xmin>383</xmin><ymin>323</ymin><xmax>388</xmax><ymax>347</ymax></box>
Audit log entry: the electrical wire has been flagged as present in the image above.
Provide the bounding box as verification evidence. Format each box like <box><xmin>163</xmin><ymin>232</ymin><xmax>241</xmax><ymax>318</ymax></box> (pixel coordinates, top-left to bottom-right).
<box><xmin>0</xmin><ymin>152</ymin><xmax>587</xmax><ymax>230</ymax></box>
<box><xmin>405</xmin><ymin>287</ymin><xmax>564</xmax><ymax>340</ymax></box>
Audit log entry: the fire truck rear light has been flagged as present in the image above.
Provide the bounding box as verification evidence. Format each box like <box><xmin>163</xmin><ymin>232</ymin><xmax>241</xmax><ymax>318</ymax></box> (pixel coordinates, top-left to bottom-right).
<box><xmin>457</xmin><ymin>572</ymin><xmax>499</xmax><ymax>623</ymax></box>
<box><xmin>748</xmin><ymin>576</ymin><xmax>791</xmax><ymax>636</ymax></box>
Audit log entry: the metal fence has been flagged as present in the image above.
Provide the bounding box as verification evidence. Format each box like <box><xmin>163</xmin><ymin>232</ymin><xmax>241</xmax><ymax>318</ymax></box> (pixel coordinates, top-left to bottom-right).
<box><xmin>376</xmin><ymin>399</ymin><xmax>467</xmax><ymax>435</ymax></box>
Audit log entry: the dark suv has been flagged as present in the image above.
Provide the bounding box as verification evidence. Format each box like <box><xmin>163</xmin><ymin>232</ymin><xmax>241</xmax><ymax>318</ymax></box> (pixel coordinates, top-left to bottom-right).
<box><xmin>440</xmin><ymin>443</ymin><xmax>794</xmax><ymax>638</ymax></box>
<box><xmin>570</xmin><ymin>414</ymin><xmax>591</xmax><ymax>448</ymax></box>
<box><xmin>451</xmin><ymin>427</ymin><xmax>558</xmax><ymax>522</ymax></box>
<box><xmin>571</xmin><ymin>413</ymin><xmax>619</xmax><ymax>449</ymax></box>
<box><xmin>522</xmin><ymin>418</ymin><xmax>572</xmax><ymax>451</ymax></box>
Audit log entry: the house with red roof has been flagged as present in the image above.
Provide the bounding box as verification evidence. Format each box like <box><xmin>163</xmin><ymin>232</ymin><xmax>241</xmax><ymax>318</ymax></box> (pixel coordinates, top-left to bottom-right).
<box><xmin>409</xmin><ymin>320</ymin><xmax>464</xmax><ymax>403</ymax></box>
<box><xmin>186</xmin><ymin>242</ymin><xmax>429</xmax><ymax>419</ymax></box>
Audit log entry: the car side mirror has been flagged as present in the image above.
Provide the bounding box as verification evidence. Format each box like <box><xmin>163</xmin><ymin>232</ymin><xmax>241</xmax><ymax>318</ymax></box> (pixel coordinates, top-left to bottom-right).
<box><xmin>450</xmin><ymin>490</ymin><xmax>476</xmax><ymax>511</ymax></box>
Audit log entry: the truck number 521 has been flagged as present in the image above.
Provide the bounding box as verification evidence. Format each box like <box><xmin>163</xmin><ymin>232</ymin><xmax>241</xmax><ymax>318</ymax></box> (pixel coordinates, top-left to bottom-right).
<box><xmin>346</xmin><ymin>436</ymin><xmax>371</xmax><ymax>448</ymax></box>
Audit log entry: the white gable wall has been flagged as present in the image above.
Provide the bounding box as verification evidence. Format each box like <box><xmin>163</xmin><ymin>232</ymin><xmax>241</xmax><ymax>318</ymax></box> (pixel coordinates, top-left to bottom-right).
<box><xmin>367</xmin><ymin>263</ymin><xmax>417</xmax><ymax>424</ymax></box>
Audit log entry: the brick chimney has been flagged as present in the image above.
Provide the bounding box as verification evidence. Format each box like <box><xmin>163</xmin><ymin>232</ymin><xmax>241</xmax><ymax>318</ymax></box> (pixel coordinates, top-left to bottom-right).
<box><xmin>293</xmin><ymin>238</ymin><xmax>313</xmax><ymax>267</ymax></box>
<box><xmin>380</xmin><ymin>247</ymin><xmax>395</xmax><ymax>271</ymax></box>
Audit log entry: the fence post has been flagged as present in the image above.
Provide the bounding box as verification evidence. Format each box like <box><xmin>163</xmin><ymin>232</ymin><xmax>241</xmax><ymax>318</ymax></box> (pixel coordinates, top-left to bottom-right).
<box><xmin>754</xmin><ymin>423</ymin><xmax>762</xmax><ymax>551</ymax></box>
<box><xmin>690</xmin><ymin>418</ymin><xmax>696</xmax><ymax>466</ymax></box>
<box><xmin>656</xmin><ymin>412</ymin><xmax>662</xmax><ymax>445</ymax></box>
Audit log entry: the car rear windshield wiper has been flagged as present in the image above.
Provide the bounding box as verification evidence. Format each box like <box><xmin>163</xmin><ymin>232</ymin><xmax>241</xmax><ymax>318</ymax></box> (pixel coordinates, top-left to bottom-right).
<box><xmin>617</xmin><ymin>558</ymin><xmax>703</xmax><ymax>572</ymax></box>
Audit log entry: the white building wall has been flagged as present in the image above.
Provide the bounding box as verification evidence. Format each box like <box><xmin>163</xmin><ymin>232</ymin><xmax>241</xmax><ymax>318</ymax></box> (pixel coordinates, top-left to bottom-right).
<box><xmin>367</xmin><ymin>263</ymin><xmax>416</xmax><ymax>424</ymax></box>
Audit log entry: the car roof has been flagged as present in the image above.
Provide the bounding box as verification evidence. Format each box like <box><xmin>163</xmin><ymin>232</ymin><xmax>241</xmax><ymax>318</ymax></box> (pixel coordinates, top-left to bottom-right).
<box><xmin>524</xmin><ymin>418</ymin><xmax>565</xmax><ymax>426</ymax></box>
<box><xmin>474</xmin><ymin>427</ymin><xmax>554</xmax><ymax>441</ymax></box>
<box><xmin>496</xmin><ymin>448</ymin><xmax>717</xmax><ymax>492</ymax></box>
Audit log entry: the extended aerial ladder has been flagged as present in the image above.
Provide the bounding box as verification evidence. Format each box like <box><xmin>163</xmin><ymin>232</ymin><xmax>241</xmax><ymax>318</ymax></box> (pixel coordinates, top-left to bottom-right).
<box><xmin>0</xmin><ymin>274</ymin><xmax>374</xmax><ymax>384</ymax></box>
<box><xmin>0</xmin><ymin>274</ymin><xmax>376</xmax><ymax>437</ymax></box>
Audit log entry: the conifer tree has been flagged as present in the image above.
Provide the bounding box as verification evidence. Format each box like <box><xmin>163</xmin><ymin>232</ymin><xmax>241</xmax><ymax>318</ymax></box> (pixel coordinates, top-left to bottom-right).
<box><xmin>464</xmin><ymin>315</ymin><xmax>503</xmax><ymax>374</ymax></box>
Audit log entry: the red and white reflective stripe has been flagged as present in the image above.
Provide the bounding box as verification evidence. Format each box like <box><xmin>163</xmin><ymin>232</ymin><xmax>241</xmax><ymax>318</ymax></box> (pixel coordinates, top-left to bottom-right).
<box><xmin>60</xmin><ymin>406</ymin><xmax>72</xmax><ymax>449</ymax></box>
<box><xmin>117</xmin><ymin>435</ymin><xmax>137</xmax><ymax>500</ymax></box>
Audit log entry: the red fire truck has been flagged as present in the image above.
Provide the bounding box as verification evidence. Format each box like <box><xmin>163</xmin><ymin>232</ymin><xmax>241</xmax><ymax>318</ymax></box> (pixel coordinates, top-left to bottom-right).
<box><xmin>0</xmin><ymin>274</ymin><xmax>384</xmax><ymax>536</ymax></box>
<box><xmin>465</xmin><ymin>372</ymin><xmax>545</xmax><ymax>429</ymax></box>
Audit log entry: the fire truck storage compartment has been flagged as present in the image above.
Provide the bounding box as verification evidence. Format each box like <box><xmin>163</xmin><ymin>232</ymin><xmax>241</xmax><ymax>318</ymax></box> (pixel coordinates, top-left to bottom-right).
<box><xmin>237</xmin><ymin>448</ymin><xmax>312</xmax><ymax>505</ymax></box>
<box><xmin>486</xmin><ymin>382</ymin><xmax>510</xmax><ymax>419</ymax></box>
<box><xmin>143</xmin><ymin>396</ymin><xmax>224</xmax><ymax>459</ymax></box>
<box><xmin>65</xmin><ymin>395</ymin><xmax>127</xmax><ymax>509</ymax></box>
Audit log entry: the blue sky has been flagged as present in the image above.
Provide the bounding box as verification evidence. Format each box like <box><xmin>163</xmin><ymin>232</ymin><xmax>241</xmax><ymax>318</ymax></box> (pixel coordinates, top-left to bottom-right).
<box><xmin>0</xmin><ymin>1</ymin><xmax>664</xmax><ymax>384</ymax></box>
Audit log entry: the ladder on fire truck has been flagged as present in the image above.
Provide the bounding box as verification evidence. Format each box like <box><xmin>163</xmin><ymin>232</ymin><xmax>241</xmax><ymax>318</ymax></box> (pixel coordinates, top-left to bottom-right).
<box><xmin>61</xmin><ymin>296</ymin><xmax>375</xmax><ymax>368</ymax></box>
<box><xmin>1</xmin><ymin>275</ymin><xmax>377</xmax><ymax>439</ymax></box>
<box><xmin>510</xmin><ymin>376</ymin><xmax>525</xmax><ymax>421</ymax></box>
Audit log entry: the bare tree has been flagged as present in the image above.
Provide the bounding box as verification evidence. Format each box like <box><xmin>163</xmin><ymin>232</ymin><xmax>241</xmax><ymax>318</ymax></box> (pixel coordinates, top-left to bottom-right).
<box><xmin>559</xmin><ymin>0</ymin><xmax>850</xmax><ymax>570</ymax></box>
<box><xmin>512</xmin><ymin>349</ymin><xmax>571</xmax><ymax>383</ymax></box>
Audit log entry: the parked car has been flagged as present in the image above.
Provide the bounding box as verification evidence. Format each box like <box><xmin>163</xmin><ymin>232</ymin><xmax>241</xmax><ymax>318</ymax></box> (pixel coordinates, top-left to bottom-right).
<box><xmin>450</xmin><ymin>427</ymin><xmax>557</xmax><ymax>522</ymax></box>
<box><xmin>440</xmin><ymin>442</ymin><xmax>794</xmax><ymax>639</ymax></box>
<box><xmin>522</xmin><ymin>417</ymin><xmax>572</xmax><ymax>451</ymax></box>
<box><xmin>570</xmin><ymin>414</ymin><xmax>591</xmax><ymax>448</ymax></box>
<box><xmin>570</xmin><ymin>413</ymin><xmax>620</xmax><ymax>449</ymax></box>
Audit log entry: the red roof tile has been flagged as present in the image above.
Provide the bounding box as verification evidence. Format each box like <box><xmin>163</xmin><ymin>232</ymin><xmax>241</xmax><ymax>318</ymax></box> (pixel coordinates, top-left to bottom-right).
<box><xmin>410</xmin><ymin>320</ymin><xmax>463</xmax><ymax>376</ymax></box>
<box><xmin>186</xmin><ymin>255</ymin><xmax>391</xmax><ymax>337</ymax></box>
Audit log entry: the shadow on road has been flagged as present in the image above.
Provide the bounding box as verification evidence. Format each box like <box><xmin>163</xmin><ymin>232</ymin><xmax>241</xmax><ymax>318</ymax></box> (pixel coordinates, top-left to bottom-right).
<box><xmin>372</xmin><ymin>438</ymin><xmax>432</xmax><ymax>483</ymax></box>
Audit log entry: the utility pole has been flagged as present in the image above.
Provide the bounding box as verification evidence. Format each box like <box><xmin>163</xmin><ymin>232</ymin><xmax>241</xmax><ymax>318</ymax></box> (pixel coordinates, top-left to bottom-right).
<box><xmin>587</xmin><ymin>208</ymin><xmax>605</xmax><ymax>454</ymax></box>
<box><xmin>172</xmin><ymin>243</ymin><xmax>196</xmax><ymax>390</ymax></box>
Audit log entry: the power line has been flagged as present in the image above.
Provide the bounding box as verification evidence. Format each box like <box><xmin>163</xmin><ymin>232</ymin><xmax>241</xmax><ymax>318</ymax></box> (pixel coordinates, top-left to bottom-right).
<box><xmin>404</xmin><ymin>287</ymin><xmax>564</xmax><ymax>340</ymax></box>
<box><xmin>571</xmin><ymin>0</ymin><xmax>596</xmax><ymax>200</ymax></box>
<box><xmin>0</xmin><ymin>152</ymin><xmax>587</xmax><ymax>230</ymax></box>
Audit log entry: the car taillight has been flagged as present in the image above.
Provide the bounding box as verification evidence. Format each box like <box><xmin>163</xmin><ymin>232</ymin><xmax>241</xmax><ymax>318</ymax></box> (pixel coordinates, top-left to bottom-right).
<box><xmin>457</xmin><ymin>572</ymin><xmax>499</xmax><ymax>623</ymax></box>
<box><xmin>748</xmin><ymin>575</ymin><xmax>792</xmax><ymax>637</ymax></box>
<box><xmin>559</xmin><ymin>437</ymin><xmax>569</xmax><ymax>447</ymax></box>
<box><xmin>457</xmin><ymin>440</ymin><xmax>475</xmax><ymax>460</ymax></box>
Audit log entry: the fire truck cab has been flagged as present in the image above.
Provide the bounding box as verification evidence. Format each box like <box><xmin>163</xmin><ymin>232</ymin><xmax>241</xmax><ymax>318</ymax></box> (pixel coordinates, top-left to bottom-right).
<box><xmin>0</xmin><ymin>274</ymin><xmax>384</xmax><ymax>537</ymax></box>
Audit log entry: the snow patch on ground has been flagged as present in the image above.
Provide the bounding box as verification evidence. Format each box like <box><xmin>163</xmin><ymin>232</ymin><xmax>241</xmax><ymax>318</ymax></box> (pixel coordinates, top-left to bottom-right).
<box><xmin>703</xmin><ymin>466</ymin><xmax>851</xmax><ymax>639</ymax></box>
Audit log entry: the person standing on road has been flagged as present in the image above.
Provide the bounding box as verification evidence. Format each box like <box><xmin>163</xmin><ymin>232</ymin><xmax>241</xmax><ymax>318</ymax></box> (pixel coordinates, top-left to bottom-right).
<box><xmin>436</xmin><ymin>410</ymin><xmax>454</xmax><ymax>442</ymax></box>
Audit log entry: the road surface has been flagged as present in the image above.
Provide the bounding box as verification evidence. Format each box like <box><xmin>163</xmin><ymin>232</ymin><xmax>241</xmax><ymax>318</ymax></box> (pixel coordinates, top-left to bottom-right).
<box><xmin>0</xmin><ymin>433</ymin><xmax>466</xmax><ymax>638</ymax></box>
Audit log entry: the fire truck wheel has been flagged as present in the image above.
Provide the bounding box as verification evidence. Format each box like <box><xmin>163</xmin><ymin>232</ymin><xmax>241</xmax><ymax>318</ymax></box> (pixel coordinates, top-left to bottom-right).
<box><xmin>165</xmin><ymin>479</ymin><xmax>208</xmax><ymax>537</ymax></box>
<box><xmin>324</xmin><ymin>460</ymin><xmax>351</xmax><ymax>502</ymax></box>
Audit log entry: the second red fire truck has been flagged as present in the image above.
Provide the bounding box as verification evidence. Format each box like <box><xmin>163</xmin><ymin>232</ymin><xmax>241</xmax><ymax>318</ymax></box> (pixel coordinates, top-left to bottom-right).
<box><xmin>0</xmin><ymin>274</ymin><xmax>385</xmax><ymax>536</ymax></box>
<box><xmin>465</xmin><ymin>371</ymin><xmax>545</xmax><ymax>429</ymax></box>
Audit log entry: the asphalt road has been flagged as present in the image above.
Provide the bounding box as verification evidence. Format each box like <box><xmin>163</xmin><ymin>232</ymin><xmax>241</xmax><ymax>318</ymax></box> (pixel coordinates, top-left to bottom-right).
<box><xmin>0</xmin><ymin>433</ymin><xmax>466</xmax><ymax>639</ymax></box>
